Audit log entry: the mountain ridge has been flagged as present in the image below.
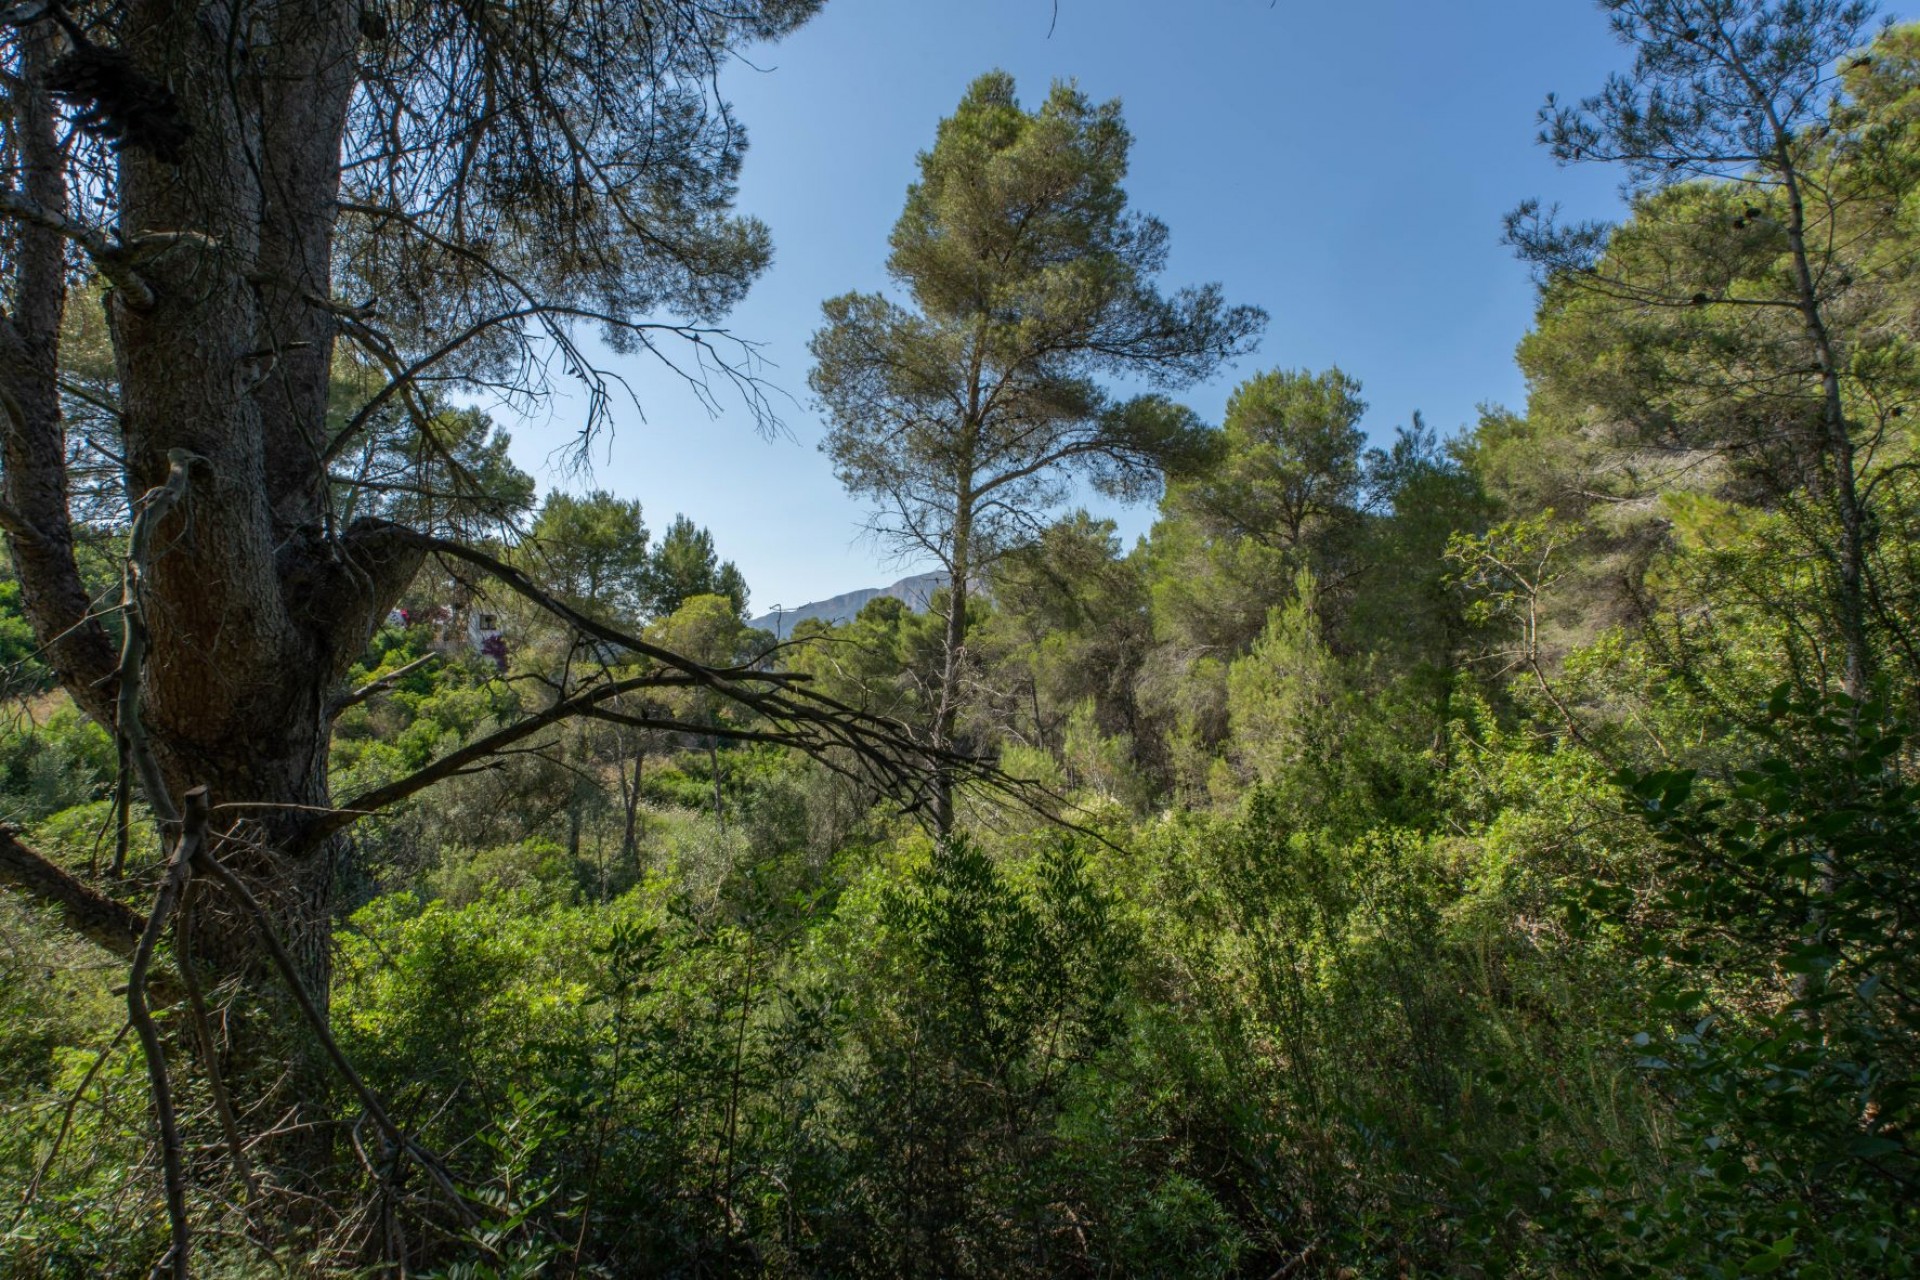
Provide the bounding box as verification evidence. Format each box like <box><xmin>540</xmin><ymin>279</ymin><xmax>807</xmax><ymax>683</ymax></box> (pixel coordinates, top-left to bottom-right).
<box><xmin>752</xmin><ymin>571</ymin><xmax>948</xmax><ymax>634</ymax></box>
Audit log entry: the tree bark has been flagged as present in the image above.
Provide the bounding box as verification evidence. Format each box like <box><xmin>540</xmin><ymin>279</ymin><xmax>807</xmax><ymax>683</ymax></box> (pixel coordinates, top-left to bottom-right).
<box><xmin>0</xmin><ymin>29</ymin><xmax>120</xmax><ymax>724</ymax></box>
<box><xmin>0</xmin><ymin>827</ymin><xmax>145</xmax><ymax>958</ymax></box>
<box><xmin>620</xmin><ymin>741</ymin><xmax>646</xmax><ymax>871</ymax></box>
<box><xmin>0</xmin><ymin>0</ymin><xmax>422</xmax><ymax>1162</ymax></box>
<box><xmin>933</xmin><ymin>502</ymin><xmax>971</xmax><ymax>837</ymax></box>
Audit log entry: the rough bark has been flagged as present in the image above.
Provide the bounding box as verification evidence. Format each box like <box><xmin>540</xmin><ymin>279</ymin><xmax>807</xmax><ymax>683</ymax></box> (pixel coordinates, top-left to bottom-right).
<box><xmin>0</xmin><ymin>29</ymin><xmax>120</xmax><ymax>723</ymax></box>
<box><xmin>933</xmin><ymin>518</ymin><xmax>970</xmax><ymax>837</ymax></box>
<box><xmin>0</xmin><ymin>0</ymin><xmax>421</xmax><ymax>1160</ymax></box>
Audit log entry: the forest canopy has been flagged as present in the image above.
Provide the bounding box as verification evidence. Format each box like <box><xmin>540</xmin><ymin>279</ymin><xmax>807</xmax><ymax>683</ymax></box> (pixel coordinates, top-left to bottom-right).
<box><xmin>2</xmin><ymin>0</ymin><xmax>1918</xmax><ymax>1276</ymax></box>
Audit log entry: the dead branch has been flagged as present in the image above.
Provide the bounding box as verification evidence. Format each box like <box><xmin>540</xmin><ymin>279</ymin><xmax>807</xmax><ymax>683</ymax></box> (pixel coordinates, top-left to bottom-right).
<box><xmin>127</xmin><ymin>785</ymin><xmax>210</xmax><ymax>1280</ymax></box>
<box><xmin>193</xmin><ymin>839</ymin><xmax>480</xmax><ymax>1231</ymax></box>
<box><xmin>285</xmin><ymin>530</ymin><xmax>1088</xmax><ymax>848</ymax></box>
<box><xmin>417</xmin><ymin>534</ymin><xmax>961</xmax><ymax>768</ymax></box>
<box><xmin>415</xmin><ymin>532</ymin><xmax>803</xmax><ymax>690</ymax></box>
<box><xmin>118</xmin><ymin>451</ymin><xmax>199</xmax><ymax>828</ymax></box>
<box><xmin>307</xmin><ymin>671</ymin><xmax>704</xmax><ymax>848</ymax></box>
<box><xmin>111</xmin><ymin>734</ymin><xmax>131</xmax><ymax>877</ymax></box>
<box><xmin>0</xmin><ymin>189</ymin><xmax>156</xmax><ymax>310</ymax></box>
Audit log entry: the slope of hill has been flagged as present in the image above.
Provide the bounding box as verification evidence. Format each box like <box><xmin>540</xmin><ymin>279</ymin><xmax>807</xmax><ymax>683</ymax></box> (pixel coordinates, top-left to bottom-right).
<box><xmin>751</xmin><ymin>571</ymin><xmax>948</xmax><ymax>633</ymax></box>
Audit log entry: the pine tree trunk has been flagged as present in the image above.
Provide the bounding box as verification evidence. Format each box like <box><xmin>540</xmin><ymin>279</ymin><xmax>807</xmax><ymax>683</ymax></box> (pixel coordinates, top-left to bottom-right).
<box><xmin>2</xmin><ymin>0</ymin><xmax>421</xmax><ymax>1168</ymax></box>
<box><xmin>933</xmin><ymin>513</ymin><xmax>971</xmax><ymax>836</ymax></box>
<box><xmin>1777</xmin><ymin>130</ymin><xmax>1871</xmax><ymax>701</ymax></box>
<box><xmin>622</xmin><ymin>747</ymin><xmax>646</xmax><ymax>871</ymax></box>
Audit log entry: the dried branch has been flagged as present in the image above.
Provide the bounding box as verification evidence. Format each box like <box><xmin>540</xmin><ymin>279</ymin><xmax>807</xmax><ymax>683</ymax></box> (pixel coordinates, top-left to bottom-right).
<box><xmin>310</xmin><ymin>671</ymin><xmax>698</xmax><ymax>845</ymax></box>
<box><xmin>282</xmin><ymin>530</ymin><xmax>1096</xmax><ymax>851</ymax></box>
<box><xmin>193</xmin><ymin>840</ymin><xmax>479</xmax><ymax>1231</ymax></box>
<box><xmin>111</xmin><ymin>735</ymin><xmax>131</xmax><ymax>877</ymax></box>
<box><xmin>118</xmin><ymin>451</ymin><xmax>199</xmax><ymax>829</ymax></box>
<box><xmin>0</xmin><ymin>190</ymin><xmax>156</xmax><ymax>311</ymax></box>
<box><xmin>421</xmin><ymin>535</ymin><xmax>967</xmax><ymax>786</ymax></box>
<box><xmin>127</xmin><ymin>785</ymin><xmax>210</xmax><ymax>1280</ymax></box>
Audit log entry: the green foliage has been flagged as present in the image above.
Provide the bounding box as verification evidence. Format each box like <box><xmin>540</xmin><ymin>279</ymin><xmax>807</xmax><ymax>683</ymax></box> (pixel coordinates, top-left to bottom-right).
<box><xmin>14</xmin><ymin>18</ymin><xmax>1920</xmax><ymax>1280</ymax></box>
<box><xmin>812</xmin><ymin>70</ymin><xmax>1262</xmax><ymax>790</ymax></box>
<box><xmin>1173</xmin><ymin>367</ymin><xmax>1367</xmax><ymax>561</ymax></box>
<box><xmin>525</xmin><ymin>489</ymin><xmax>652</xmax><ymax>623</ymax></box>
<box><xmin>1143</xmin><ymin>364</ymin><xmax>1370</xmax><ymax>673</ymax></box>
<box><xmin>0</xmin><ymin>894</ymin><xmax>151</xmax><ymax>1278</ymax></box>
<box><xmin>651</xmin><ymin>514</ymin><xmax>750</xmax><ymax>620</ymax></box>
<box><xmin>1533</xmin><ymin>691</ymin><xmax>1920</xmax><ymax>1276</ymax></box>
<box><xmin>1507</xmin><ymin>7</ymin><xmax>1920</xmax><ymax>706</ymax></box>
<box><xmin>428</xmin><ymin>839</ymin><xmax>580</xmax><ymax>908</ymax></box>
<box><xmin>784</xmin><ymin>834</ymin><xmax>1139</xmax><ymax>1276</ymax></box>
<box><xmin>979</xmin><ymin>512</ymin><xmax>1153</xmax><ymax>781</ymax></box>
<box><xmin>330</xmin><ymin>366</ymin><xmax>538</xmax><ymax>540</ymax></box>
<box><xmin>0</xmin><ymin>703</ymin><xmax>116</xmax><ymax>827</ymax></box>
<box><xmin>0</xmin><ymin>578</ymin><xmax>48</xmax><ymax>695</ymax></box>
<box><xmin>1227</xmin><ymin>574</ymin><xmax>1346</xmax><ymax>790</ymax></box>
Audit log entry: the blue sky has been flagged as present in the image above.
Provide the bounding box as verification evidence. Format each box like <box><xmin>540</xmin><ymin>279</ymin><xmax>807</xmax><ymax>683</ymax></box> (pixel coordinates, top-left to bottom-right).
<box><xmin>498</xmin><ymin>0</ymin><xmax>1911</xmax><ymax>613</ymax></box>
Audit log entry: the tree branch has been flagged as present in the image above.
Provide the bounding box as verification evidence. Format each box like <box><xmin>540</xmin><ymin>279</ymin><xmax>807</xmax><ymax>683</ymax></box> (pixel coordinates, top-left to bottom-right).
<box><xmin>332</xmin><ymin>651</ymin><xmax>442</xmax><ymax>715</ymax></box>
<box><xmin>127</xmin><ymin>785</ymin><xmax>210</xmax><ymax>1280</ymax></box>
<box><xmin>0</xmin><ymin>190</ymin><xmax>155</xmax><ymax>312</ymax></box>
<box><xmin>309</xmin><ymin>672</ymin><xmax>693</xmax><ymax>845</ymax></box>
<box><xmin>118</xmin><ymin>451</ymin><xmax>198</xmax><ymax>827</ymax></box>
<box><xmin>0</xmin><ymin>826</ymin><xmax>145</xmax><ymax>959</ymax></box>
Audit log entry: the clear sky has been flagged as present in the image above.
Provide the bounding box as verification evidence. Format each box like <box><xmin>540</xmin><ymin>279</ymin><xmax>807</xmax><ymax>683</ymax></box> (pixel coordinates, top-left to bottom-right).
<box><xmin>496</xmin><ymin>0</ymin><xmax>1913</xmax><ymax>614</ymax></box>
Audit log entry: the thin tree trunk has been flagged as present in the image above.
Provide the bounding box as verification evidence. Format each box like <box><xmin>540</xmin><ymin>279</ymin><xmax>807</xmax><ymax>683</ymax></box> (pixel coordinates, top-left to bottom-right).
<box><xmin>933</xmin><ymin>512</ymin><xmax>971</xmax><ymax>837</ymax></box>
<box><xmin>622</xmin><ymin>747</ymin><xmax>645</xmax><ymax>872</ymax></box>
<box><xmin>0</xmin><ymin>30</ymin><xmax>120</xmax><ymax>726</ymax></box>
<box><xmin>110</xmin><ymin>735</ymin><xmax>132</xmax><ymax>877</ymax></box>
<box><xmin>1774</xmin><ymin>127</ymin><xmax>1871</xmax><ymax>701</ymax></box>
<box><xmin>1773</xmin><ymin>137</ymin><xmax>1858</xmax><ymax>1029</ymax></box>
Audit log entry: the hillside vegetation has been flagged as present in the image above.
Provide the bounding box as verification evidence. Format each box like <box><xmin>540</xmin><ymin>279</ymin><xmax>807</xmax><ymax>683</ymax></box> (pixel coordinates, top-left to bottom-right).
<box><xmin>2</xmin><ymin>1</ymin><xmax>1919</xmax><ymax>1276</ymax></box>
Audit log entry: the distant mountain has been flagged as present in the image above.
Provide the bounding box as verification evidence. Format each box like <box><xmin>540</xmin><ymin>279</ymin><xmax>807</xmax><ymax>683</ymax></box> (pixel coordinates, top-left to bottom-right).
<box><xmin>752</xmin><ymin>571</ymin><xmax>948</xmax><ymax>634</ymax></box>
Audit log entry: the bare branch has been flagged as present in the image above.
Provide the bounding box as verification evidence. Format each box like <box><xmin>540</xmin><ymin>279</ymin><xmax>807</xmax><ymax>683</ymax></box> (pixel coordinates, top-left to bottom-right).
<box><xmin>118</xmin><ymin>451</ymin><xmax>198</xmax><ymax>828</ymax></box>
<box><xmin>312</xmin><ymin>671</ymin><xmax>695</xmax><ymax>845</ymax></box>
<box><xmin>0</xmin><ymin>190</ymin><xmax>155</xmax><ymax>311</ymax></box>
<box><xmin>127</xmin><ymin>785</ymin><xmax>210</xmax><ymax>1280</ymax></box>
